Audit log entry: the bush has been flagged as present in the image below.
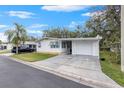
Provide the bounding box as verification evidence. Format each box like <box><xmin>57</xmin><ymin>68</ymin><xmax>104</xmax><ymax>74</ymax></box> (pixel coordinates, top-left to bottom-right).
<box><xmin>100</xmin><ymin>51</ymin><xmax>120</xmax><ymax>64</ymax></box>
<box><xmin>100</xmin><ymin>58</ymin><xmax>105</xmax><ymax>61</ymax></box>
<box><xmin>117</xmin><ymin>54</ymin><xmax>121</xmax><ymax>64</ymax></box>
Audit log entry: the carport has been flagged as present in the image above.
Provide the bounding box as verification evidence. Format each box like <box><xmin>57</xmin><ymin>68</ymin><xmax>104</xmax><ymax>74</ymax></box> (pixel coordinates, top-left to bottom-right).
<box><xmin>60</xmin><ymin>35</ymin><xmax>102</xmax><ymax>58</ymax></box>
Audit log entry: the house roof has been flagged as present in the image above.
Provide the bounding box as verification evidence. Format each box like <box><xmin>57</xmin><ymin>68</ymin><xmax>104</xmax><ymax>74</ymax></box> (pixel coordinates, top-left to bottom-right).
<box><xmin>42</xmin><ymin>35</ymin><xmax>102</xmax><ymax>41</ymax></box>
<box><xmin>23</xmin><ymin>41</ymin><xmax>37</xmax><ymax>45</ymax></box>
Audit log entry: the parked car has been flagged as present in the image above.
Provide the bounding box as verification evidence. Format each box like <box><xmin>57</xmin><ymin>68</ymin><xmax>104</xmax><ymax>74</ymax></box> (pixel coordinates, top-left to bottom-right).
<box><xmin>11</xmin><ymin>45</ymin><xmax>36</xmax><ymax>53</ymax></box>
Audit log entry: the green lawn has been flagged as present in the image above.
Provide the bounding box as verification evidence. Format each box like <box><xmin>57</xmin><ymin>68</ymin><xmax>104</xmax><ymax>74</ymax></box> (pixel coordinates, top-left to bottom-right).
<box><xmin>100</xmin><ymin>51</ymin><xmax>124</xmax><ymax>87</ymax></box>
<box><xmin>0</xmin><ymin>50</ymin><xmax>10</xmax><ymax>54</ymax></box>
<box><xmin>11</xmin><ymin>52</ymin><xmax>57</xmax><ymax>62</ymax></box>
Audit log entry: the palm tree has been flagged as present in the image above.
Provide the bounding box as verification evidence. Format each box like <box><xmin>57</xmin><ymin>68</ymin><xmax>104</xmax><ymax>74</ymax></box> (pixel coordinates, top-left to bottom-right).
<box><xmin>5</xmin><ymin>23</ymin><xmax>27</xmax><ymax>54</ymax></box>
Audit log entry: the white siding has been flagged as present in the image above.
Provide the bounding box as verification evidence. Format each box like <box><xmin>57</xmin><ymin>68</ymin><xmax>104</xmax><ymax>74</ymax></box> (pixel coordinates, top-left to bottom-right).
<box><xmin>36</xmin><ymin>39</ymin><xmax>100</xmax><ymax>57</ymax></box>
<box><xmin>0</xmin><ymin>43</ymin><xmax>13</xmax><ymax>50</ymax></box>
<box><xmin>37</xmin><ymin>40</ymin><xmax>62</xmax><ymax>53</ymax></box>
<box><xmin>72</xmin><ymin>40</ymin><xmax>99</xmax><ymax>57</ymax></box>
<box><xmin>7</xmin><ymin>44</ymin><xmax>13</xmax><ymax>50</ymax></box>
<box><xmin>92</xmin><ymin>41</ymin><xmax>99</xmax><ymax>57</ymax></box>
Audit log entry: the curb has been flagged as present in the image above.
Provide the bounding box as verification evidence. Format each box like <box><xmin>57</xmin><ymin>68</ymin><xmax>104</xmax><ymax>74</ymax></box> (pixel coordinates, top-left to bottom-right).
<box><xmin>9</xmin><ymin>57</ymin><xmax>122</xmax><ymax>88</ymax></box>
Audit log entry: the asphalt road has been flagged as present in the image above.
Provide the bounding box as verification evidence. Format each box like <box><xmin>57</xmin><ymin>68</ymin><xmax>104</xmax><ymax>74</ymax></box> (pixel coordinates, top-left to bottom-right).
<box><xmin>0</xmin><ymin>56</ymin><xmax>91</xmax><ymax>88</ymax></box>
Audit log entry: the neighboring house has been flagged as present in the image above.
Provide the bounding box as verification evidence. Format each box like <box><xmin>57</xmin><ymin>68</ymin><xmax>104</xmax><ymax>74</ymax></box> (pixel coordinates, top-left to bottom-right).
<box><xmin>0</xmin><ymin>41</ymin><xmax>37</xmax><ymax>51</ymax></box>
<box><xmin>21</xmin><ymin>41</ymin><xmax>37</xmax><ymax>49</ymax></box>
<box><xmin>0</xmin><ymin>43</ymin><xmax>12</xmax><ymax>50</ymax></box>
<box><xmin>37</xmin><ymin>35</ymin><xmax>102</xmax><ymax>58</ymax></box>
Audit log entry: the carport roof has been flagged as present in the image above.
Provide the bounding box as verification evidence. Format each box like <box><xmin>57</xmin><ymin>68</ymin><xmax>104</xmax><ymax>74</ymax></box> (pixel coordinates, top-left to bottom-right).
<box><xmin>43</xmin><ymin>35</ymin><xmax>102</xmax><ymax>41</ymax></box>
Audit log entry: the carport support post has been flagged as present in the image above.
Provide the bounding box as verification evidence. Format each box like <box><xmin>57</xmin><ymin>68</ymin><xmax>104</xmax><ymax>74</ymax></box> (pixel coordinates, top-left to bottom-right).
<box><xmin>121</xmin><ymin>5</ymin><xmax>124</xmax><ymax>72</ymax></box>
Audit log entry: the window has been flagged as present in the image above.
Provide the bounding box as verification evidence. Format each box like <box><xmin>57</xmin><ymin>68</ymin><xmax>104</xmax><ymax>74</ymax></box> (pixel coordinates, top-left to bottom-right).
<box><xmin>33</xmin><ymin>45</ymin><xmax>36</xmax><ymax>48</ymax></box>
<box><xmin>38</xmin><ymin>42</ymin><xmax>41</xmax><ymax>48</ymax></box>
<box><xmin>29</xmin><ymin>45</ymin><xmax>32</xmax><ymax>48</ymax></box>
<box><xmin>4</xmin><ymin>46</ymin><xmax>7</xmax><ymax>49</ymax></box>
<box><xmin>62</xmin><ymin>41</ymin><xmax>66</xmax><ymax>48</ymax></box>
<box><xmin>50</xmin><ymin>41</ymin><xmax>59</xmax><ymax>48</ymax></box>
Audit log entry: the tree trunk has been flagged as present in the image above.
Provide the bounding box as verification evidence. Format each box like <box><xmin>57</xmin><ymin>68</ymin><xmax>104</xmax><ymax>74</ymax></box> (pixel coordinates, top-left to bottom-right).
<box><xmin>121</xmin><ymin>5</ymin><xmax>124</xmax><ymax>72</ymax></box>
<box><xmin>16</xmin><ymin>44</ymin><xmax>18</xmax><ymax>54</ymax></box>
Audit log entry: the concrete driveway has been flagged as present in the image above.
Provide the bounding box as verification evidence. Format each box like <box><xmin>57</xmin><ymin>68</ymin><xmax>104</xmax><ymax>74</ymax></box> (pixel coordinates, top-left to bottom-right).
<box><xmin>0</xmin><ymin>56</ymin><xmax>90</xmax><ymax>88</ymax></box>
<box><xmin>30</xmin><ymin>54</ymin><xmax>120</xmax><ymax>88</ymax></box>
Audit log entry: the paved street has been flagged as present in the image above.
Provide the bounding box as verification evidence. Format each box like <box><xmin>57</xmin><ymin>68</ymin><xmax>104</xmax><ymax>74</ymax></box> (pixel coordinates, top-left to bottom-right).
<box><xmin>0</xmin><ymin>56</ymin><xmax>90</xmax><ymax>88</ymax></box>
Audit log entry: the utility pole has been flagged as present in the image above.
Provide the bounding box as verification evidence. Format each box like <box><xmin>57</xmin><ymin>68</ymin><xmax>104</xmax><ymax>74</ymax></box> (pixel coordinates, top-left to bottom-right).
<box><xmin>121</xmin><ymin>5</ymin><xmax>124</xmax><ymax>72</ymax></box>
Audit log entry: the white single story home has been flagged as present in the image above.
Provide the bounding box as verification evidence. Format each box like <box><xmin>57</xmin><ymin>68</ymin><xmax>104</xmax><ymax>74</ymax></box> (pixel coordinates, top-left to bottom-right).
<box><xmin>0</xmin><ymin>35</ymin><xmax>102</xmax><ymax>58</ymax></box>
<box><xmin>0</xmin><ymin>41</ymin><xmax>37</xmax><ymax>51</ymax></box>
<box><xmin>37</xmin><ymin>35</ymin><xmax>102</xmax><ymax>58</ymax></box>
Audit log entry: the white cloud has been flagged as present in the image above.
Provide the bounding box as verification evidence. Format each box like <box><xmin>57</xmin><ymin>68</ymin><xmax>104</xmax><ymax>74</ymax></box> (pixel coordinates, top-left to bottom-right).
<box><xmin>41</xmin><ymin>5</ymin><xmax>89</xmax><ymax>12</ymax></box>
<box><xmin>27</xmin><ymin>29</ymin><xmax>43</xmax><ymax>34</ymax></box>
<box><xmin>0</xmin><ymin>24</ymin><xmax>8</xmax><ymax>29</ymax></box>
<box><xmin>68</xmin><ymin>21</ymin><xmax>78</xmax><ymax>28</ymax></box>
<box><xmin>7</xmin><ymin>11</ymin><xmax>35</xmax><ymax>19</ymax></box>
<box><xmin>81</xmin><ymin>11</ymin><xmax>104</xmax><ymax>17</ymax></box>
<box><xmin>27</xmin><ymin>29</ymin><xmax>43</xmax><ymax>37</ymax></box>
<box><xmin>0</xmin><ymin>32</ymin><xmax>7</xmax><ymax>42</ymax></box>
<box><xmin>29</xmin><ymin>24</ymin><xmax>48</xmax><ymax>28</ymax></box>
<box><xmin>68</xmin><ymin>21</ymin><xmax>85</xmax><ymax>28</ymax></box>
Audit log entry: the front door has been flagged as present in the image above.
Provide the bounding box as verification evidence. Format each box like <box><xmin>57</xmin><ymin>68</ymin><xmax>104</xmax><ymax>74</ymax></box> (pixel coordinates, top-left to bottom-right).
<box><xmin>66</xmin><ymin>41</ymin><xmax>72</xmax><ymax>54</ymax></box>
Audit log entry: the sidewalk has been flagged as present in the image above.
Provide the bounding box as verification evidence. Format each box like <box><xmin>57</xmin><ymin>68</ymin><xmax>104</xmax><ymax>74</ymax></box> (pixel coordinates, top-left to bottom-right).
<box><xmin>9</xmin><ymin>55</ymin><xmax>122</xmax><ymax>88</ymax></box>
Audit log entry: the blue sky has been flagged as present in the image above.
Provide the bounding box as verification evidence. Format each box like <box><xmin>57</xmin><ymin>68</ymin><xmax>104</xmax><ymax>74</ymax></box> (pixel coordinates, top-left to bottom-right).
<box><xmin>0</xmin><ymin>5</ymin><xmax>105</xmax><ymax>41</ymax></box>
